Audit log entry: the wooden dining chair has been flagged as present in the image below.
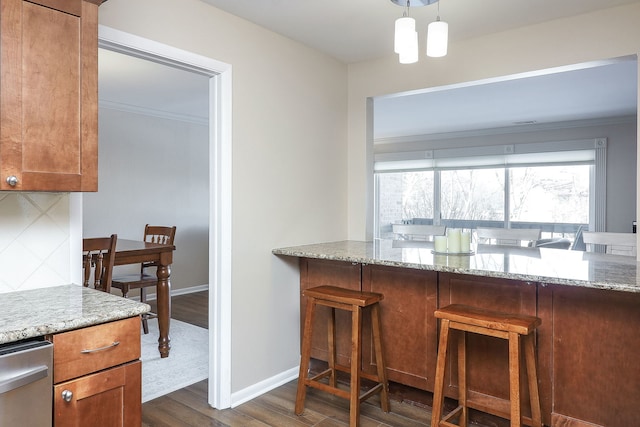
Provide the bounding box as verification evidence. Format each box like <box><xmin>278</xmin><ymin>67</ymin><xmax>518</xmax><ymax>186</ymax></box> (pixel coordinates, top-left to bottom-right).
<box><xmin>111</xmin><ymin>225</ymin><xmax>176</xmax><ymax>334</ymax></box>
<box><xmin>82</xmin><ymin>234</ymin><xmax>117</xmax><ymax>293</ymax></box>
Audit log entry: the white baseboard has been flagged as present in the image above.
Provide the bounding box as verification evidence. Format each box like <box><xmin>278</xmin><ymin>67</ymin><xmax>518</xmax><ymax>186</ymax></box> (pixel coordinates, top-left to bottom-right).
<box><xmin>230</xmin><ymin>366</ymin><xmax>300</xmax><ymax>408</ymax></box>
<box><xmin>131</xmin><ymin>284</ymin><xmax>209</xmax><ymax>302</ymax></box>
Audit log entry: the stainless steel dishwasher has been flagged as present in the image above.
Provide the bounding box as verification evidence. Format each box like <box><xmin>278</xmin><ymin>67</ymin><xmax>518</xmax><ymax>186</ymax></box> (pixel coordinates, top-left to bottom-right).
<box><xmin>0</xmin><ymin>339</ymin><xmax>53</xmax><ymax>426</ymax></box>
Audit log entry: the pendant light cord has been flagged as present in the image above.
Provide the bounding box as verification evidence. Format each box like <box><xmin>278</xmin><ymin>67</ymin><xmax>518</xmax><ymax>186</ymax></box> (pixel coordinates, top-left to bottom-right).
<box><xmin>403</xmin><ymin>0</ymin><xmax>410</xmax><ymax>17</ymax></box>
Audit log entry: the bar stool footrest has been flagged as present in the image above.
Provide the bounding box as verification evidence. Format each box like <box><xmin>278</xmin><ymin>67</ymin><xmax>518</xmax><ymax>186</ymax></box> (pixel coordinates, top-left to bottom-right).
<box><xmin>308</xmin><ymin>368</ymin><xmax>333</xmax><ymax>383</ymax></box>
<box><xmin>305</xmin><ymin>379</ymin><xmax>351</xmax><ymax>400</ymax></box>
<box><xmin>437</xmin><ymin>405</ymin><xmax>463</xmax><ymax>427</ymax></box>
<box><xmin>466</xmin><ymin>393</ymin><xmax>537</xmax><ymax>426</ymax></box>
<box><xmin>358</xmin><ymin>383</ymin><xmax>384</xmax><ymax>402</ymax></box>
<box><xmin>334</xmin><ymin>363</ymin><xmax>385</xmax><ymax>383</ymax></box>
<box><xmin>304</xmin><ymin>372</ymin><xmax>386</xmax><ymax>404</ymax></box>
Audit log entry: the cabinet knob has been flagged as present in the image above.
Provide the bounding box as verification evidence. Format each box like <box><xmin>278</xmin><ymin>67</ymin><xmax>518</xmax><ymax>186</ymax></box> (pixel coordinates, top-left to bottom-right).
<box><xmin>61</xmin><ymin>389</ymin><xmax>73</xmax><ymax>402</ymax></box>
<box><xmin>6</xmin><ymin>176</ymin><xmax>18</xmax><ymax>187</ymax></box>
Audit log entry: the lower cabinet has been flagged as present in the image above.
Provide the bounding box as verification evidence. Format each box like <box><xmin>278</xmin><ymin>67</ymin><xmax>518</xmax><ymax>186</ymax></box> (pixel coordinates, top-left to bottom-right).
<box><xmin>298</xmin><ymin>257</ymin><xmax>637</xmax><ymax>425</ymax></box>
<box><xmin>47</xmin><ymin>316</ymin><xmax>142</xmax><ymax>427</ymax></box>
<box><xmin>362</xmin><ymin>264</ymin><xmax>438</xmax><ymax>391</ymax></box>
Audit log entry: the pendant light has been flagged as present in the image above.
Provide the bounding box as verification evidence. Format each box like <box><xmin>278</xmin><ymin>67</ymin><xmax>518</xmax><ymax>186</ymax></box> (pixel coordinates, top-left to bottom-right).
<box><xmin>393</xmin><ymin>0</ymin><xmax>418</xmax><ymax>63</ymax></box>
<box><xmin>390</xmin><ymin>0</ymin><xmax>448</xmax><ymax>63</ymax></box>
<box><xmin>426</xmin><ymin>1</ymin><xmax>448</xmax><ymax>57</ymax></box>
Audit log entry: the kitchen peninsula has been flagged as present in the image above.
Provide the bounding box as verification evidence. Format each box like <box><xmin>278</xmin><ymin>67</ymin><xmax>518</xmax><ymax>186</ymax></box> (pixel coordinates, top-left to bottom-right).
<box><xmin>273</xmin><ymin>240</ymin><xmax>640</xmax><ymax>427</ymax></box>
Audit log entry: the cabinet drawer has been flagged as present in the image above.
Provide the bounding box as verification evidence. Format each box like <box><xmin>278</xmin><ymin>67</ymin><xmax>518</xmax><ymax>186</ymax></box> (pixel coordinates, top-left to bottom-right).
<box><xmin>51</xmin><ymin>317</ymin><xmax>140</xmax><ymax>383</ymax></box>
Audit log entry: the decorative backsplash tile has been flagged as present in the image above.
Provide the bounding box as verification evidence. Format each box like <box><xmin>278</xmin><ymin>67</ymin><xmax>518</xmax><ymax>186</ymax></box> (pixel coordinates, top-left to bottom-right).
<box><xmin>0</xmin><ymin>192</ymin><xmax>71</xmax><ymax>293</ymax></box>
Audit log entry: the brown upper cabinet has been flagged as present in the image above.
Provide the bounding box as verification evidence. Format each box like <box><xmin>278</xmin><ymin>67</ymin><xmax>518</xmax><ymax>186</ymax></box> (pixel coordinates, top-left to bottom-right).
<box><xmin>0</xmin><ymin>0</ymin><xmax>105</xmax><ymax>191</ymax></box>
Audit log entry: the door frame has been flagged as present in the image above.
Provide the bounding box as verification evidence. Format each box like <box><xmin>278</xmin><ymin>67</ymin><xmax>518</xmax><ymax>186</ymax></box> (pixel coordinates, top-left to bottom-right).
<box><xmin>83</xmin><ymin>25</ymin><xmax>233</xmax><ymax>409</ymax></box>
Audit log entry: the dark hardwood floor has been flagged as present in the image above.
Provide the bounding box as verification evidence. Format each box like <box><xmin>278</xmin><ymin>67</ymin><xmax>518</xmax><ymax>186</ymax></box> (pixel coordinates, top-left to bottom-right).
<box><xmin>148</xmin><ymin>290</ymin><xmax>209</xmax><ymax>329</ymax></box>
<box><xmin>143</xmin><ymin>291</ymin><xmax>433</xmax><ymax>426</ymax></box>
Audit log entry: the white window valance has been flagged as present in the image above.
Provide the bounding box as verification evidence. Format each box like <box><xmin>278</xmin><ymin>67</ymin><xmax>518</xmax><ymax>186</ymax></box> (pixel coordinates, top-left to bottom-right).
<box><xmin>374</xmin><ymin>138</ymin><xmax>602</xmax><ymax>172</ymax></box>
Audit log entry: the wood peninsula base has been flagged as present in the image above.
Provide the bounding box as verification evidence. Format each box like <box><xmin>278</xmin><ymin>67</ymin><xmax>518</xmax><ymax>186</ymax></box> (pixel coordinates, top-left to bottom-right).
<box><xmin>299</xmin><ymin>257</ymin><xmax>640</xmax><ymax>427</ymax></box>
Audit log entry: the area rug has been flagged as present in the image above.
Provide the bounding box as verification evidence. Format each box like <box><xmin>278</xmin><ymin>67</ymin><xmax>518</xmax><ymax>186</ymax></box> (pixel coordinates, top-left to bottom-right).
<box><xmin>140</xmin><ymin>318</ymin><xmax>209</xmax><ymax>402</ymax></box>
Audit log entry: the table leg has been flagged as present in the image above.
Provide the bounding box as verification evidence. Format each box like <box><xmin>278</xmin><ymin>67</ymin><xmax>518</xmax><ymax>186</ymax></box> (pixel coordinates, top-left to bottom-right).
<box><xmin>156</xmin><ymin>262</ymin><xmax>172</xmax><ymax>358</ymax></box>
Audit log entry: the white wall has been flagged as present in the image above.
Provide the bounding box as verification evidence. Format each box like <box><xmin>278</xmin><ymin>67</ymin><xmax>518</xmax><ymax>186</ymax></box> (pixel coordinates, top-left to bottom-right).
<box><xmin>347</xmin><ymin>3</ymin><xmax>640</xmax><ymax>240</ymax></box>
<box><xmin>82</xmin><ymin>107</ymin><xmax>210</xmax><ymax>293</ymax></box>
<box><xmin>97</xmin><ymin>0</ymin><xmax>348</xmax><ymax>394</ymax></box>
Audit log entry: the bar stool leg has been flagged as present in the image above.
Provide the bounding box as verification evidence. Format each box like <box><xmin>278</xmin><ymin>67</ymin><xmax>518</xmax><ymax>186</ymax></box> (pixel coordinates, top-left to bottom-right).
<box><xmin>371</xmin><ymin>303</ymin><xmax>390</xmax><ymax>412</ymax></box>
<box><xmin>295</xmin><ymin>298</ymin><xmax>316</xmax><ymax>415</ymax></box>
<box><xmin>457</xmin><ymin>330</ymin><xmax>468</xmax><ymax>427</ymax></box>
<box><xmin>350</xmin><ymin>306</ymin><xmax>363</xmax><ymax>427</ymax></box>
<box><xmin>508</xmin><ymin>332</ymin><xmax>521</xmax><ymax>427</ymax></box>
<box><xmin>431</xmin><ymin>319</ymin><xmax>451</xmax><ymax>427</ymax></box>
<box><xmin>524</xmin><ymin>334</ymin><xmax>542</xmax><ymax>427</ymax></box>
<box><xmin>328</xmin><ymin>307</ymin><xmax>337</xmax><ymax>388</ymax></box>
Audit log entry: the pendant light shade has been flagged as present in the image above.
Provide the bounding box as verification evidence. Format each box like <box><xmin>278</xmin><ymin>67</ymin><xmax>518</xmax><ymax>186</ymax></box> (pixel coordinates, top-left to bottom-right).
<box><xmin>394</xmin><ymin>16</ymin><xmax>416</xmax><ymax>54</ymax></box>
<box><xmin>399</xmin><ymin>30</ymin><xmax>419</xmax><ymax>64</ymax></box>
<box><xmin>426</xmin><ymin>18</ymin><xmax>448</xmax><ymax>57</ymax></box>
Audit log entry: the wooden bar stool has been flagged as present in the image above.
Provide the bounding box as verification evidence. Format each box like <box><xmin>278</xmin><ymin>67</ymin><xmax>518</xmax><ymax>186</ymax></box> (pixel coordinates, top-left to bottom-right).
<box><xmin>295</xmin><ymin>285</ymin><xmax>389</xmax><ymax>427</ymax></box>
<box><xmin>431</xmin><ymin>304</ymin><xmax>542</xmax><ymax>427</ymax></box>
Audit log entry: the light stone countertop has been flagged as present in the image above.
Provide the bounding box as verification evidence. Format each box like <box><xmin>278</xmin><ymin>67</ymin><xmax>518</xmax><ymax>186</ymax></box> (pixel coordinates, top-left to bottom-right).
<box><xmin>0</xmin><ymin>284</ymin><xmax>150</xmax><ymax>344</ymax></box>
<box><xmin>273</xmin><ymin>240</ymin><xmax>640</xmax><ymax>293</ymax></box>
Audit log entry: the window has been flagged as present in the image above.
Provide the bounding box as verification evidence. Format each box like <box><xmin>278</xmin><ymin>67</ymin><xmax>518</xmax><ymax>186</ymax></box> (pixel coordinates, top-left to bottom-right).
<box><xmin>441</xmin><ymin>168</ymin><xmax>504</xmax><ymax>222</ymax></box>
<box><xmin>509</xmin><ymin>165</ymin><xmax>589</xmax><ymax>224</ymax></box>
<box><xmin>377</xmin><ymin>171</ymin><xmax>433</xmax><ymax>239</ymax></box>
<box><xmin>374</xmin><ymin>139</ymin><xmax>602</xmax><ymax>239</ymax></box>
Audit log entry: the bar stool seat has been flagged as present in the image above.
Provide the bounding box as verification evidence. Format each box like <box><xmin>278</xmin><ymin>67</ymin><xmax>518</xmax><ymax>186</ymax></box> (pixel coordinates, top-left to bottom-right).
<box><xmin>431</xmin><ymin>304</ymin><xmax>542</xmax><ymax>427</ymax></box>
<box><xmin>295</xmin><ymin>285</ymin><xmax>389</xmax><ymax>427</ymax></box>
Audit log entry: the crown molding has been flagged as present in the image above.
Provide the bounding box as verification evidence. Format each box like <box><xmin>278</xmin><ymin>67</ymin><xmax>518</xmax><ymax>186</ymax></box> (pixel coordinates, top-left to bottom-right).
<box><xmin>99</xmin><ymin>100</ymin><xmax>208</xmax><ymax>126</ymax></box>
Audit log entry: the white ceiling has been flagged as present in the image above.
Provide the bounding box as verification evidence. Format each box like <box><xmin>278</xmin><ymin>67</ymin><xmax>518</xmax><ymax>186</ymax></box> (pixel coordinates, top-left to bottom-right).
<box><xmin>98</xmin><ymin>1</ymin><xmax>639</xmax><ymax>139</ymax></box>
<box><xmin>198</xmin><ymin>0</ymin><xmax>640</xmax><ymax>64</ymax></box>
<box><xmin>374</xmin><ymin>59</ymin><xmax>638</xmax><ymax>139</ymax></box>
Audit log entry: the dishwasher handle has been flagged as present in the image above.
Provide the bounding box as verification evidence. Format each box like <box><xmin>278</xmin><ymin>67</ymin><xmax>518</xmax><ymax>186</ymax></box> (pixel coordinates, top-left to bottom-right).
<box><xmin>0</xmin><ymin>365</ymin><xmax>49</xmax><ymax>394</ymax></box>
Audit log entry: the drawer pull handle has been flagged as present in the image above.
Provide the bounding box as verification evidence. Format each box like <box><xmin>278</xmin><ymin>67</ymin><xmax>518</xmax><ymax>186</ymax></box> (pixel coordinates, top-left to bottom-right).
<box><xmin>80</xmin><ymin>341</ymin><xmax>120</xmax><ymax>354</ymax></box>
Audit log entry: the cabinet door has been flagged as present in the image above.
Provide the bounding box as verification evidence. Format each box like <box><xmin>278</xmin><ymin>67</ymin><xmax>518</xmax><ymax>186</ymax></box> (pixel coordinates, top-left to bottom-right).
<box><xmin>0</xmin><ymin>0</ymin><xmax>99</xmax><ymax>191</ymax></box>
<box><xmin>438</xmin><ymin>273</ymin><xmax>539</xmax><ymax>418</ymax></box>
<box><xmin>550</xmin><ymin>285</ymin><xmax>640</xmax><ymax>427</ymax></box>
<box><xmin>54</xmin><ymin>360</ymin><xmax>141</xmax><ymax>427</ymax></box>
<box><xmin>299</xmin><ymin>258</ymin><xmax>361</xmax><ymax>366</ymax></box>
<box><xmin>362</xmin><ymin>264</ymin><xmax>438</xmax><ymax>391</ymax></box>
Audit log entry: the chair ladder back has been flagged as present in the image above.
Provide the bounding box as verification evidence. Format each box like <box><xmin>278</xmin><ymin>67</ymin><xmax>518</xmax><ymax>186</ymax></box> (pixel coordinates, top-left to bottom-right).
<box><xmin>144</xmin><ymin>224</ymin><xmax>176</xmax><ymax>245</ymax></box>
<box><xmin>82</xmin><ymin>234</ymin><xmax>117</xmax><ymax>293</ymax></box>
<box><xmin>141</xmin><ymin>225</ymin><xmax>176</xmax><ymax>271</ymax></box>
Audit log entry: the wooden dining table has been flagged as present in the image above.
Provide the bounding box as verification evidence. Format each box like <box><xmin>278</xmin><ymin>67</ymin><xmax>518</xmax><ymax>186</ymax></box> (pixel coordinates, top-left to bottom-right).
<box><xmin>113</xmin><ymin>239</ymin><xmax>175</xmax><ymax>358</ymax></box>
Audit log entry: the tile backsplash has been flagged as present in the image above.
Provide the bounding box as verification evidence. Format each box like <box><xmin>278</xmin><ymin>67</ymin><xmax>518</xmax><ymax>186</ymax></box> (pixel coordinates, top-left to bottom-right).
<box><xmin>0</xmin><ymin>192</ymin><xmax>71</xmax><ymax>293</ymax></box>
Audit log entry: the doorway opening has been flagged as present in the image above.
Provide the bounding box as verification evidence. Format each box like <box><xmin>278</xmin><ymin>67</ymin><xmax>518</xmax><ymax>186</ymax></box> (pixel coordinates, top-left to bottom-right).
<box><xmin>77</xmin><ymin>25</ymin><xmax>233</xmax><ymax>409</ymax></box>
